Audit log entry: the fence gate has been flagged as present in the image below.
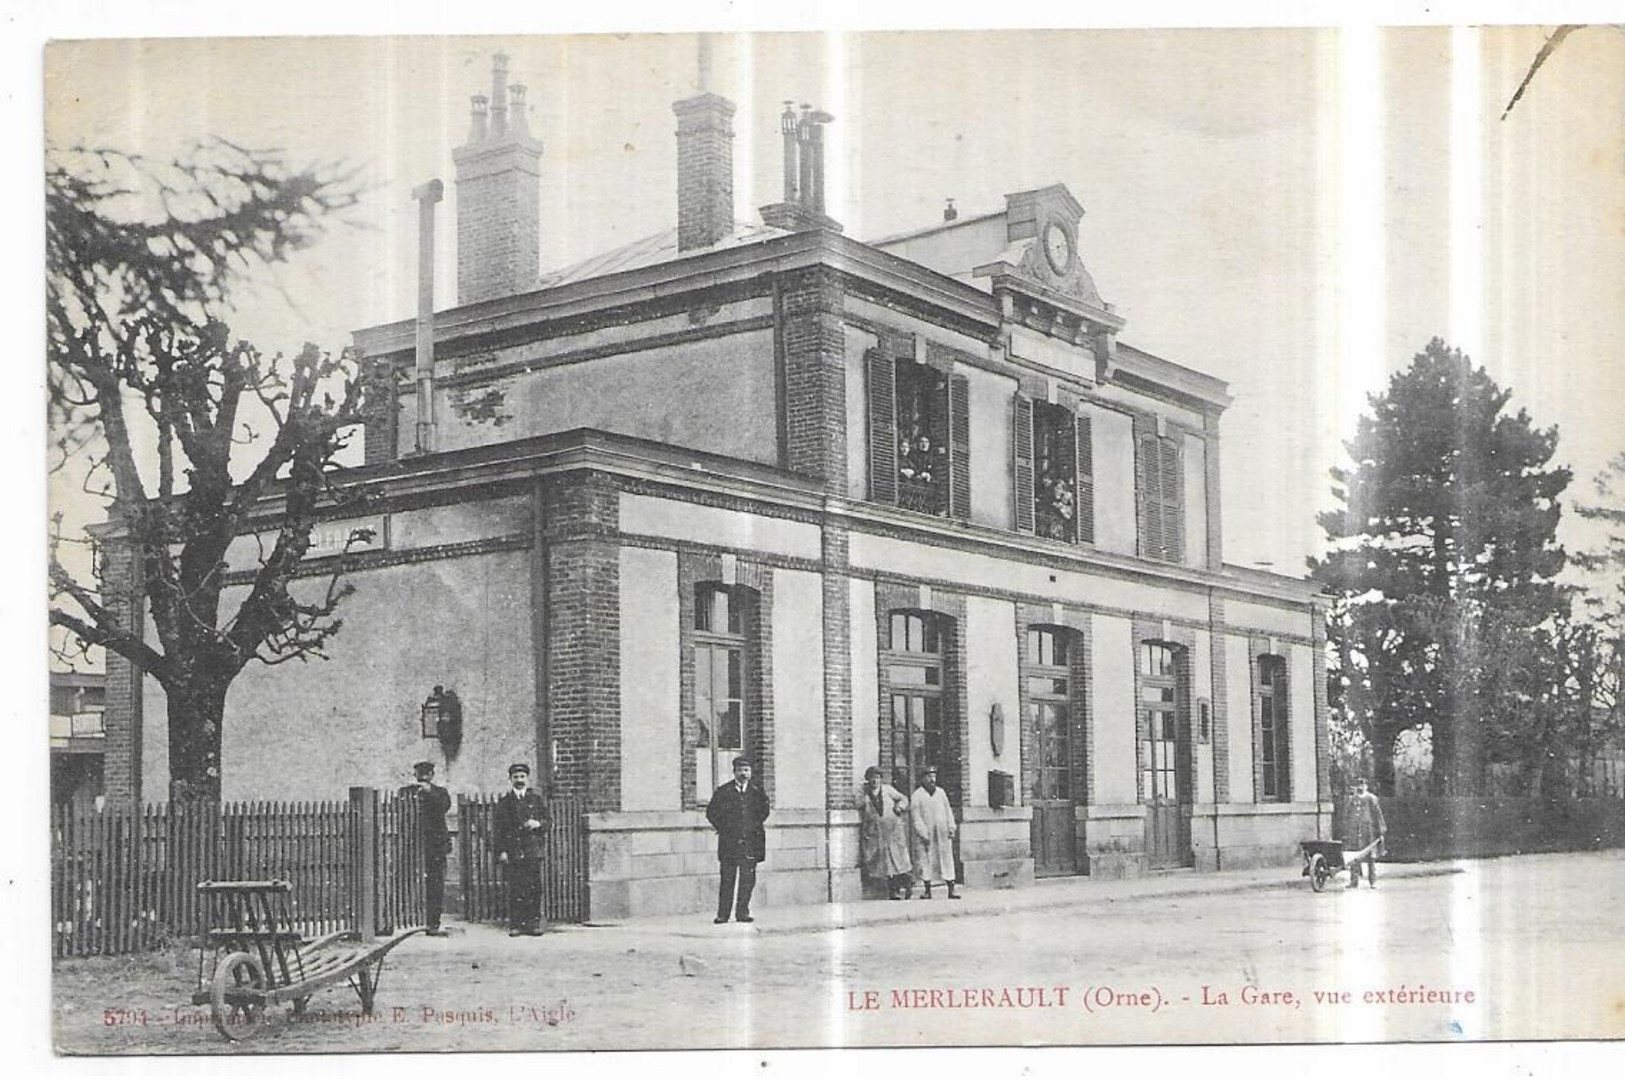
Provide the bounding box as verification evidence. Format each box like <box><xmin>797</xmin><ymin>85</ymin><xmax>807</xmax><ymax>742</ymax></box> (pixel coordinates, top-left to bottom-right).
<box><xmin>50</xmin><ymin>790</ymin><xmax>427</xmax><ymax>959</ymax></box>
<box><xmin>456</xmin><ymin>795</ymin><xmax>588</xmax><ymax>925</ymax></box>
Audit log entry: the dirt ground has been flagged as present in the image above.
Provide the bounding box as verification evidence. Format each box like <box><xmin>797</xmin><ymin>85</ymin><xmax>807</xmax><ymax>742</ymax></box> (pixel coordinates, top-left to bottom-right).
<box><xmin>51</xmin><ymin>850</ymin><xmax>1625</xmax><ymax>1055</ymax></box>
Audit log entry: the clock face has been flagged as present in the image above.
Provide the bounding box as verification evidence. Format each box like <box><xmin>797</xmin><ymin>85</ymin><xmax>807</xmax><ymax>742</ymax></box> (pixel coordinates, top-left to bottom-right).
<box><xmin>1042</xmin><ymin>221</ymin><xmax>1073</xmax><ymax>274</ymax></box>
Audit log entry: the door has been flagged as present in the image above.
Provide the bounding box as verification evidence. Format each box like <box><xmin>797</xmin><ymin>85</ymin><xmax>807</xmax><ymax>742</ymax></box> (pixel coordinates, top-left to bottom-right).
<box><xmin>1028</xmin><ymin>628</ymin><xmax>1079</xmax><ymax>876</ymax></box>
<box><xmin>1141</xmin><ymin>643</ymin><xmax>1192</xmax><ymax>868</ymax></box>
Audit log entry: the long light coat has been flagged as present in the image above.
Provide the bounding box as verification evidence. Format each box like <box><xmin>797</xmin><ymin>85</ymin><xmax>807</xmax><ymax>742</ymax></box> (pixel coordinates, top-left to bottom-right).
<box><xmin>909</xmin><ymin>783</ymin><xmax>957</xmax><ymax>884</ymax></box>
<box><xmin>858</xmin><ymin>783</ymin><xmax>912</xmax><ymax>878</ymax></box>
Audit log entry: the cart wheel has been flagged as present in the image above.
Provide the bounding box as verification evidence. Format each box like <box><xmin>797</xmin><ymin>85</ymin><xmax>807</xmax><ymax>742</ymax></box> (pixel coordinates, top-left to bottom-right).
<box><xmin>1309</xmin><ymin>853</ymin><xmax>1329</xmax><ymax>892</ymax></box>
<box><xmin>210</xmin><ymin>952</ymin><xmax>269</xmax><ymax>1041</ymax></box>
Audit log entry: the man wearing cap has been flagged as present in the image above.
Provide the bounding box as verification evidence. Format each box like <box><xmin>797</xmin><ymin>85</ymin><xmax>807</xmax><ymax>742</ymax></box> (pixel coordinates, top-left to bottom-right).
<box><xmin>909</xmin><ymin>765</ymin><xmax>960</xmax><ymax>900</ymax></box>
<box><xmin>398</xmin><ymin>761</ymin><xmax>453</xmax><ymax>935</ymax></box>
<box><xmin>704</xmin><ymin>756</ymin><xmax>770</xmax><ymax>924</ymax></box>
<box><xmin>494</xmin><ymin>763</ymin><xmax>549</xmax><ymax>936</ymax></box>
<box><xmin>1345</xmin><ymin>776</ymin><xmax>1387</xmax><ymax>889</ymax></box>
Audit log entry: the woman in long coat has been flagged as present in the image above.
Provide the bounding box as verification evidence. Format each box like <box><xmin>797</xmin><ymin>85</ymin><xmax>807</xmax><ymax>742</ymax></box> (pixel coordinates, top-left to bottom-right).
<box><xmin>858</xmin><ymin>766</ymin><xmax>913</xmax><ymax>899</ymax></box>
<box><xmin>909</xmin><ymin>765</ymin><xmax>959</xmax><ymax>899</ymax></box>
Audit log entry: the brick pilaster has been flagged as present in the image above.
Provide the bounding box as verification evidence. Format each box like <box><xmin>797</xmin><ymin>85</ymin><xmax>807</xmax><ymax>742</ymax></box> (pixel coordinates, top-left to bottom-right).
<box><xmin>777</xmin><ymin>267</ymin><xmax>847</xmax><ymax>490</ymax></box>
<box><xmin>541</xmin><ymin>473</ymin><xmax>620</xmax><ymax>812</ymax></box>
<box><xmin>1311</xmin><ymin>598</ymin><xmax>1331</xmax><ymax>803</ymax></box>
<box><xmin>99</xmin><ymin>537</ymin><xmax>144</xmax><ymax>808</ymax></box>
<box><xmin>821</xmin><ymin>521</ymin><xmax>853</xmax><ymax>809</ymax></box>
<box><xmin>1209</xmin><ymin>593</ymin><xmax>1230</xmax><ymax>802</ymax></box>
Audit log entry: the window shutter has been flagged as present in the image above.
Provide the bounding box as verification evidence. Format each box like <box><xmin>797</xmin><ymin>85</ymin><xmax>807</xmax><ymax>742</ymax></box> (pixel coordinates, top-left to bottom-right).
<box><xmin>1135</xmin><ymin>432</ymin><xmax>1162</xmax><ymax>559</ymax></box>
<box><xmin>1159</xmin><ymin>437</ymin><xmax>1183</xmax><ymax>563</ymax></box>
<box><xmin>949</xmin><ymin>373</ymin><xmax>971</xmax><ymax>521</ymax></box>
<box><xmin>866</xmin><ymin>349</ymin><xmax>897</xmax><ymax>504</ymax></box>
<box><xmin>1012</xmin><ymin>395</ymin><xmax>1035</xmax><ymax>533</ymax></box>
<box><xmin>1075</xmin><ymin>412</ymin><xmax>1095</xmax><ymax>545</ymax></box>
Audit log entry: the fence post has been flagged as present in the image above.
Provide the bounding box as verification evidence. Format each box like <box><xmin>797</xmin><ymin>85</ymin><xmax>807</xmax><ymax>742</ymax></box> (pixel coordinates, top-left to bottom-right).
<box><xmin>350</xmin><ymin>787</ymin><xmax>379</xmax><ymax>939</ymax></box>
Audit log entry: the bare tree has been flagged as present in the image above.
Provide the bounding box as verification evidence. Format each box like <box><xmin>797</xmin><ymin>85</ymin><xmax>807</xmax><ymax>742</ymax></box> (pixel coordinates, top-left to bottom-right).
<box><xmin>48</xmin><ymin>141</ymin><xmax>371</xmax><ymax>802</ymax></box>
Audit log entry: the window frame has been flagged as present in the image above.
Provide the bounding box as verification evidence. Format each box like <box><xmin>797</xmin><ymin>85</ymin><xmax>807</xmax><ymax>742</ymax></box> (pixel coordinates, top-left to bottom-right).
<box><xmin>1256</xmin><ymin>653</ymin><xmax>1291</xmax><ymax>802</ymax></box>
<box><xmin>883</xmin><ymin>610</ymin><xmax>947</xmax><ymax>795</ymax></box>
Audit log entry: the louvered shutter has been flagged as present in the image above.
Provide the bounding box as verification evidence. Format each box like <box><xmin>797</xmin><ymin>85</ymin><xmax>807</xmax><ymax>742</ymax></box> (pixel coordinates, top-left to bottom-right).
<box><xmin>1012</xmin><ymin>395</ymin><xmax>1035</xmax><ymax>533</ymax></box>
<box><xmin>866</xmin><ymin>349</ymin><xmax>897</xmax><ymax>504</ymax></box>
<box><xmin>1159</xmin><ymin>437</ymin><xmax>1183</xmax><ymax>564</ymax></box>
<box><xmin>1135</xmin><ymin>431</ymin><xmax>1161</xmax><ymax>559</ymax></box>
<box><xmin>1075</xmin><ymin>412</ymin><xmax>1095</xmax><ymax>545</ymax></box>
<box><xmin>949</xmin><ymin>373</ymin><xmax>971</xmax><ymax>521</ymax></box>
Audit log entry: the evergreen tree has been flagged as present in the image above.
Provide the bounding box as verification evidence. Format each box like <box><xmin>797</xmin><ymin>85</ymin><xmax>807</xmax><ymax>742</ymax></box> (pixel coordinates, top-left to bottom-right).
<box><xmin>1311</xmin><ymin>339</ymin><xmax>1570</xmax><ymax>794</ymax></box>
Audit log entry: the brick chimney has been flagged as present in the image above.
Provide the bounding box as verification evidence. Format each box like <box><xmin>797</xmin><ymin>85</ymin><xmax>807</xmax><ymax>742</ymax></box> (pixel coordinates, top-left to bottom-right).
<box><xmin>673</xmin><ymin>36</ymin><xmax>735</xmax><ymax>252</ymax></box>
<box><xmin>452</xmin><ymin>53</ymin><xmax>543</xmax><ymax>304</ymax></box>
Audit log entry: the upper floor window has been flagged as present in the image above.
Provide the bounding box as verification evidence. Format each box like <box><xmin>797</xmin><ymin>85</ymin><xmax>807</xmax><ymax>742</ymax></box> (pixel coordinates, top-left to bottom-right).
<box><xmin>1136</xmin><ymin>430</ymin><xmax>1184</xmax><ymax>564</ymax></box>
<box><xmin>1257</xmin><ymin>654</ymin><xmax>1291</xmax><ymax>801</ymax></box>
<box><xmin>896</xmin><ymin>360</ymin><xmax>950</xmax><ymax>515</ymax></box>
<box><xmin>1015</xmin><ymin>398</ymin><xmax>1095</xmax><ymax>543</ymax></box>
<box><xmin>1034</xmin><ymin>403</ymin><xmax>1078</xmax><ymax>541</ymax></box>
<box><xmin>866</xmin><ymin>349</ymin><xmax>972</xmax><ymax>521</ymax></box>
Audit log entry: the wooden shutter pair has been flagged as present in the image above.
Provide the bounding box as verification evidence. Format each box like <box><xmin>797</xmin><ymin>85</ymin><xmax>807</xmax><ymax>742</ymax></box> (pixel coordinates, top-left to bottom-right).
<box><xmin>1013</xmin><ymin>395</ymin><xmax>1095</xmax><ymax>542</ymax></box>
<box><xmin>866</xmin><ymin>348</ymin><xmax>970</xmax><ymax>521</ymax></box>
<box><xmin>1135</xmin><ymin>426</ymin><xmax>1185</xmax><ymax>563</ymax></box>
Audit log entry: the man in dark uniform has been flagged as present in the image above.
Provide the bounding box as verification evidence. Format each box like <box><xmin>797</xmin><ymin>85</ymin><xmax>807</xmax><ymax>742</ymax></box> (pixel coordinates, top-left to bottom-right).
<box><xmin>398</xmin><ymin>761</ymin><xmax>453</xmax><ymax>935</ymax></box>
<box><xmin>493</xmin><ymin>762</ymin><xmax>548</xmax><ymax>936</ymax></box>
<box><xmin>705</xmin><ymin>755</ymin><xmax>770</xmax><ymax>924</ymax></box>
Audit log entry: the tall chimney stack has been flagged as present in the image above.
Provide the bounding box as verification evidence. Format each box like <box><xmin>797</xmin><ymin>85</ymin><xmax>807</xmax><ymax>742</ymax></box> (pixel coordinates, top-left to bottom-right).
<box><xmin>672</xmin><ymin>36</ymin><xmax>736</xmax><ymax>252</ymax></box>
<box><xmin>759</xmin><ymin>104</ymin><xmax>841</xmax><ymax>234</ymax></box>
<box><xmin>452</xmin><ymin>53</ymin><xmax>542</xmax><ymax>304</ymax></box>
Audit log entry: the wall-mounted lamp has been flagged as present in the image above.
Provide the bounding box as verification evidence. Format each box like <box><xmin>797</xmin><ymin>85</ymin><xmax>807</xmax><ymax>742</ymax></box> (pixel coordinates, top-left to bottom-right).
<box><xmin>421</xmin><ymin>685</ymin><xmax>463</xmax><ymax>758</ymax></box>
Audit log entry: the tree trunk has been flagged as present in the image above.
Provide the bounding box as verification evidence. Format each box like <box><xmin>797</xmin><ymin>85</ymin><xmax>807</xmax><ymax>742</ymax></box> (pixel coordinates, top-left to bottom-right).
<box><xmin>1368</xmin><ymin>726</ymin><xmax>1399</xmax><ymax>796</ymax></box>
<box><xmin>166</xmin><ymin>676</ymin><xmax>230</xmax><ymax>803</ymax></box>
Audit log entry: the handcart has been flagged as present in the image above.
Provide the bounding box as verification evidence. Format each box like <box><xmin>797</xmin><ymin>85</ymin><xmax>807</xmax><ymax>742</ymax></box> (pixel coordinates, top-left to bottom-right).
<box><xmin>1299</xmin><ymin>837</ymin><xmax>1384</xmax><ymax>892</ymax></box>
<box><xmin>191</xmin><ymin>880</ymin><xmax>421</xmax><ymax>1041</ymax></box>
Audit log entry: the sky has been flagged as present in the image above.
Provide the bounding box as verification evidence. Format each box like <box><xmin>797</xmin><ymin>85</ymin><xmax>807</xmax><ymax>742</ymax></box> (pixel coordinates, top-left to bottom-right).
<box><xmin>36</xmin><ymin>18</ymin><xmax>1625</xmax><ymax>584</ymax></box>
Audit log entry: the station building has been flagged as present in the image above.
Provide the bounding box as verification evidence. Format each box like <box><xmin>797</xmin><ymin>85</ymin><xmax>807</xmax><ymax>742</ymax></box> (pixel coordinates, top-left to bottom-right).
<box><xmin>105</xmin><ymin>55</ymin><xmax>1332</xmax><ymax>918</ymax></box>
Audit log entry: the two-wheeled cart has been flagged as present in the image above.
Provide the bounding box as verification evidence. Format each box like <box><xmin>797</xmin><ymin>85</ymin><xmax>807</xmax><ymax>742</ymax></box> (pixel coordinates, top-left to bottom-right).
<box><xmin>191</xmin><ymin>880</ymin><xmax>421</xmax><ymax>1041</ymax></box>
<box><xmin>1299</xmin><ymin>837</ymin><xmax>1384</xmax><ymax>892</ymax></box>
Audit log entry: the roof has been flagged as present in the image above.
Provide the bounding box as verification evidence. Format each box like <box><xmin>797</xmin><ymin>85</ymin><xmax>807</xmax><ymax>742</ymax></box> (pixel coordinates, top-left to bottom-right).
<box><xmin>535</xmin><ymin>220</ymin><xmax>792</xmax><ymax>290</ymax></box>
<box><xmin>865</xmin><ymin>207</ymin><xmax>1004</xmax><ymax>249</ymax></box>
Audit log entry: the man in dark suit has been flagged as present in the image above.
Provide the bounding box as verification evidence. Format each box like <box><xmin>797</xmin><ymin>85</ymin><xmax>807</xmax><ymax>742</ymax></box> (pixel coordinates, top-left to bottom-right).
<box><xmin>399</xmin><ymin>761</ymin><xmax>453</xmax><ymax>935</ymax></box>
<box><xmin>705</xmin><ymin>755</ymin><xmax>770</xmax><ymax>924</ymax></box>
<box><xmin>493</xmin><ymin>762</ymin><xmax>548</xmax><ymax>936</ymax></box>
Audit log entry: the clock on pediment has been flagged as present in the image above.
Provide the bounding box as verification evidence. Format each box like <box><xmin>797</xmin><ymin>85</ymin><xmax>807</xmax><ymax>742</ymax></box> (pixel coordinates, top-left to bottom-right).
<box><xmin>974</xmin><ymin>184</ymin><xmax>1107</xmax><ymax>312</ymax></box>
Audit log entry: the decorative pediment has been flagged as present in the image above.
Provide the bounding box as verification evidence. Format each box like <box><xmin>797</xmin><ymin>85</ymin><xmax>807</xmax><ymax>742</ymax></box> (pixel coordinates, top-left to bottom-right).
<box><xmin>973</xmin><ymin>183</ymin><xmax>1122</xmax><ymax>339</ymax></box>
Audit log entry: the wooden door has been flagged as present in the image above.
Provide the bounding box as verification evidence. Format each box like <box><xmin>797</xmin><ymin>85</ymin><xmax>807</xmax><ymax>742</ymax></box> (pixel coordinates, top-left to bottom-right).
<box><xmin>1141</xmin><ymin>643</ymin><xmax>1192</xmax><ymax>868</ymax></box>
<box><xmin>1028</xmin><ymin>629</ymin><xmax>1079</xmax><ymax>876</ymax></box>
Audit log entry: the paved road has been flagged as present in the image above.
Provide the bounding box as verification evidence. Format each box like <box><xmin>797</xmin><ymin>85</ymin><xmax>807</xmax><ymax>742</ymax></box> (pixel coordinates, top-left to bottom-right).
<box><xmin>55</xmin><ymin>850</ymin><xmax>1625</xmax><ymax>1053</ymax></box>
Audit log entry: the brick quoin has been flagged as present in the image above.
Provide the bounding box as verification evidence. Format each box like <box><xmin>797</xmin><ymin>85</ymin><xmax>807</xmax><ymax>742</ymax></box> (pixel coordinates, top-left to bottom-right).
<box><xmin>542</xmin><ymin>473</ymin><xmax>621</xmax><ymax>812</ymax></box>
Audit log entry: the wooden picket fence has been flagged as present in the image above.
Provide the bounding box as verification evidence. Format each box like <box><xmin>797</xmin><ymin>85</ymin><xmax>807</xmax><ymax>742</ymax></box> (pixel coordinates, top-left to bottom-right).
<box><xmin>50</xmin><ymin>790</ymin><xmax>425</xmax><ymax>958</ymax></box>
<box><xmin>456</xmin><ymin>794</ymin><xmax>588</xmax><ymax>925</ymax></box>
